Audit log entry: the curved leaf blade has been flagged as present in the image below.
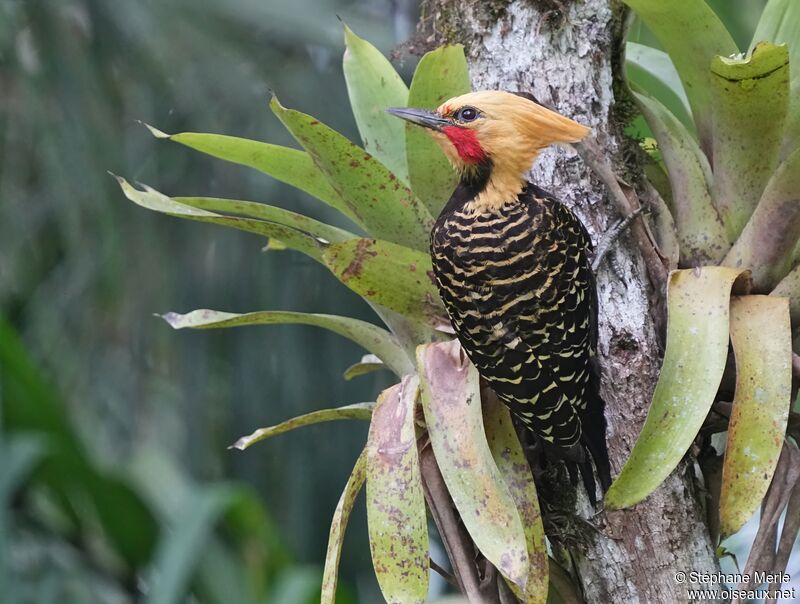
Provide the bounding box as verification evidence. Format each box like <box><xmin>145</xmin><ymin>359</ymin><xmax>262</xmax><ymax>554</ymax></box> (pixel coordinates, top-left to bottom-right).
<box><xmin>143</xmin><ymin>126</ymin><xmax>351</xmax><ymax>218</ymax></box>
<box><xmin>723</xmin><ymin>147</ymin><xmax>800</xmax><ymax>291</ymax></box>
<box><xmin>719</xmin><ymin>296</ymin><xmax>792</xmax><ymax>538</ymax></box>
<box><xmin>605</xmin><ymin>267</ymin><xmax>747</xmax><ymax>509</ymax></box>
<box><xmin>625</xmin><ymin>42</ymin><xmax>693</xmax><ymax>129</ymax></box>
<box><xmin>710</xmin><ymin>42</ymin><xmax>790</xmax><ymax>241</ymax></box>
<box><xmin>321</xmin><ymin>449</ymin><xmax>367</xmax><ymax>604</ymax></box>
<box><xmin>633</xmin><ymin>91</ymin><xmax>729</xmax><ymax>265</ymax></box>
<box><xmin>623</xmin><ymin>0</ymin><xmax>738</xmax><ymax>153</ymax></box>
<box><xmin>161</xmin><ymin>309</ymin><xmax>413</xmax><ymax>376</ymax></box>
<box><xmin>343</xmin><ymin>24</ymin><xmax>409</xmax><ymax>182</ymax></box>
<box><xmin>115</xmin><ymin>177</ymin><xmax>329</xmax><ymax>260</ymax></box>
<box><xmin>406</xmin><ymin>45</ymin><xmax>471</xmax><ymax>215</ymax></box>
<box><xmin>322</xmin><ymin>238</ymin><xmax>445</xmax><ymax>327</ymax></box>
<box><xmin>271</xmin><ymin>97</ymin><xmax>433</xmax><ymax>251</ymax></box>
<box><xmin>418</xmin><ymin>340</ymin><xmax>529</xmax><ymax>590</ymax></box>
<box><xmin>772</xmin><ymin>263</ymin><xmax>800</xmax><ymax>327</ymax></box>
<box><xmin>752</xmin><ymin>0</ymin><xmax>800</xmax><ymax>155</ymax></box>
<box><xmin>483</xmin><ymin>394</ymin><xmax>547</xmax><ymax>603</ymax></box>
<box><xmin>231</xmin><ymin>403</ymin><xmax>375</xmax><ymax>450</ymax></box>
<box><xmin>366</xmin><ymin>378</ymin><xmax>429</xmax><ymax>603</ymax></box>
<box><xmin>173</xmin><ymin>196</ymin><xmax>355</xmax><ymax>245</ymax></box>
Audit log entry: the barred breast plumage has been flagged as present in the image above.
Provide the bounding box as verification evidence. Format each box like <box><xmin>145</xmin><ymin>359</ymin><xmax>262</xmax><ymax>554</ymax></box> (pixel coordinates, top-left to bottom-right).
<box><xmin>431</xmin><ymin>181</ymin><xmax>609</xmax><ymax>490</ymax></box>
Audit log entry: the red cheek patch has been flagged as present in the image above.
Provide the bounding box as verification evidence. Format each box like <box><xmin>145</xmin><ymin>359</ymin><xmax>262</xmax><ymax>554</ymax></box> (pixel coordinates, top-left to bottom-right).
<box><xmin>442</xmin><ymin>126</ymin><xmax>487</xmax><ymax>164</ymax></box>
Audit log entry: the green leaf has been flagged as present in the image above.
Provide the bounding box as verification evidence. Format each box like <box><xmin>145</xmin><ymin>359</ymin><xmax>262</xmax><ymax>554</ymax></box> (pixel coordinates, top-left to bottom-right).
<box><xmin>772</xmin><ymin>263</ymin><xmax>800</xmax><ymax>327</ymax></box>
<box><xmin>142</xmin><ymin>126</ymin><xmax>351</xmax><ymax>219</ymax></box>
<box><xmin>231</xmin><ymin>403</ymin><xmax>374</xmax><ymax>451</ymax></box>
<box><xmin>271</xmin><ymin>97</ymin><xmax>434</xmax><ymax>251</ymax></box>
<box><xmin>342</xmin><ymin>24</ymin><xmax>409</xmax><ymax>183</ymax></box>
<box><xmin>417</xmin><ymin>340</ymin><xmax>529</xmax><ymax>590</ymax></box>
<box><xmin>160</xmin><ymin>309</ymin><xmax>414</xmax><ymax>377</ymax></box>
<box><xmin>483</xmin><ymin>395</ymin><xmax>548</xmax><ymax>603</ymax></box>
<box><xmin>343</xmin><ymin>355</ymin><xmax>385</xmax><ymax>381</ymax></box>
<box><xmin>321</xmin><ymin>449</ymin><xmax>367</xmax><ymax>604</ymax></box>
<box><xmin>322</xmin><ymin>238</ymin><xmax>445</xmax><ymax>328</ymax></box>
<box><xmin>623</xmin><ymin>0</ymin><xmax>738</xmax><ymax>153</ymax></box>
<box><xmin>722</xmin><ymin>147</ymin><xmax>800</xmax><ymax>291</ymax></box>
<box><xmin>146</xmin><ymin>486</ymin><xmax>237</xmax><ymax>604</ymax></box>
<box><xmin>625</xmin><ymin>42</ymin><xmax>693</xmax><ymax>129</ymax></box>
<box><xmin>752</xmin><ymin>0</ymin><xmax>800</xmax><ymax>155</ymax></box>
<box><xmin>366</xmin><ymin>378</ymin><xmax>429</xmax><ymax>603</ymax></box>
<box><xmin>605</xmin><ymin>267</ymin><xmax>747</xmax><ymax>509</ymax></box>
<box><xmin>709</xmin><ymin>42</ymin><xmax>790</xmax><ymax>241</ymax></box>
<box><xmin>173</xmin><ymin>196</ymin><xmax>355</xmax><ymax>245</ymax></box>
<box><xmin>633</xmin><ymin>91</ymin><xmax>729</xmax><ymax>266</ymax></box>
<box><xmin>115</xmin><ymin>177</ymin><xmax>329</xmax><ymax>260</ymax></box>
<box><xmin>719</xmin><ymin>296</ymin><xmax>792</xmax><ymax>538</ymax></box>
<box><xmin>406</xmin><ymin>45</ymin><xmax>471</xmax><ymax>215</ymax></box>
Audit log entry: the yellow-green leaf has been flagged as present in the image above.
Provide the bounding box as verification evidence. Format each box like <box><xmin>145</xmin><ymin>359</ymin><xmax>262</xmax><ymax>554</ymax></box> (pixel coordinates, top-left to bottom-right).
<box><xmin>709</xmin><ymin>42</ymin><xmax>790</xmax><ymax>241</ymax></box>
<box><xmin>772</xmin><ymin>263</ymin><xmax>800</xmax><ymax>327</ymax></box>
<box><xmin>418</xmin><ymin>340</ymin><xmax>529</xmax><ymax>590</ymax></box>
<box><xmin>752</xmin><ymin>0</ymin><xmax>800</xmax><ymax>156</ymax></box>
<box><xmin>322</xmin><ymin>238</ymin><xmax>445</xmax><ymax>327</ymax></box>
<box><xmin>605</xmin><ymin>267</ymin><xmax>747</xmax><ymax>509</ymax></box>
<box><xmin>343</xmin><ymin>24</ymin><xmax>409</xmax><ymax>182</ymax></box>
<box><xmin>366</xmin><ymin>378</ymin><xmax>429</xmax><ymax>604</ymax></box>
<box><xmin>271</xmin><ymin>96</ymin><xmax>433</xmax><ymax>251</ymax></box>
<box><xmin>483</xmin><ymin>395</ymin><xmax>547</xmax><ymax>603</ymax></box>
<box><xmin>115</xmin><ymin>177</ymin><xmax>330</xmax><ymax>260</ymax></box>
<box><xmin>406</xmin><ymin>45</ymin><xmax>471</xmax><ymax>215</ymax></box>
<box><xmin>321</xmin><ymin>449</ymin><xmax>366</xmax><ymax>604</ymax></box>
<box><xmin>160</xmin><ymin>309</ymin><xmax>413</xmax><ymax>376</ymax></box>
<box><xmin>623</xmin><ymin>0</ymin><xmax>738</xmax><ymax>153</ymax></box>
<box><xmin>143</xmin><ymin>126</ymin><xmax>351</xmax><ymax>219</ymax></box>
<box><xmin>633</xmin><ymin>91</ymin><xmax>729</xmax><ymax>266</ymax></box>
<box><xmin>722</xmin><ymin>147</ymin><xmax>800</xmax><ymax>291</ymax></box>
<box><xmin>719</xmin><ymin>296</ymin><xmax>792</xmax><ymax>538</ymax></box>
<box><xmin>231</xmin><ymin>403</ymin><xmax>374</xmax><ymax>451</ymax></box>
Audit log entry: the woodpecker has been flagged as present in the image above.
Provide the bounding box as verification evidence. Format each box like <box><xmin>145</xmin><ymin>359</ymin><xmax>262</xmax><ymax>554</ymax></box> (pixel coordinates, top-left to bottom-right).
<box><xmin>388</xmin><ymin>90</ymin><xmax>611</xmax><ymax>500</ymax></box>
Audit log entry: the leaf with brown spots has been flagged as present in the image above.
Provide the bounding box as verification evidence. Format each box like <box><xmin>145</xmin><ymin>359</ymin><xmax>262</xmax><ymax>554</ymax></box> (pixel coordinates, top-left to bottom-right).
<box><xmin>406</xmin><ymin>45</ymin><xmax>471</xmax><ymax>215</ymax></box>
<box><xmin>418</xmin><ymin>340</ymin><xmax>529</xmax><ymax>592</ymax></box>
<box><xmin>719</xmin><ymin>295</ymin><xmax>792</xmax><ymax>538</ymax></box>
<box><xmin>321</xmin><ymin>449</ymin><xmax>366</xmax><ymax>604</ymax></box>
<box><xmin>271</xmin><ymin>96</ymin><xmax>433</xmax><ymax>251</ymax></box>
<box><xmin>366</xmin><ymin>378</ymin><xmax>429</xmax><ymax>604</ymax></box>
<box><xmin>483</xmin><ymin>394</ymin><xmax>548</xmax><ymax>603</ymax></box>
<box><xmin>322</xmin><ymin>238</ymin><xmax>446</xmax><ymax>328</ymax></box>
<box><xmin>343</xmin><ymin>24</ymin><xmax>409</xmax><ymax>183</ymax></box>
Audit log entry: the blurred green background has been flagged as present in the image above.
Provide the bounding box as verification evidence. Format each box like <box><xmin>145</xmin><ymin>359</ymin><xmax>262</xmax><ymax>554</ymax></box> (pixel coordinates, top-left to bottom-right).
<box><xmin>0</xmin><ymin>1</ymin><xmax>778</xmax><ymax>603</ymax></box>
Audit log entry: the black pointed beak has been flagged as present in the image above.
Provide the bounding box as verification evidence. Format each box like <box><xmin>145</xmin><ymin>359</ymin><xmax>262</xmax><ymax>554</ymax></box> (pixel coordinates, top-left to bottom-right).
<box><xmin>386</xmin><ymin>107</ymin><xmax>450</xmax><ymax>131</ymax></box>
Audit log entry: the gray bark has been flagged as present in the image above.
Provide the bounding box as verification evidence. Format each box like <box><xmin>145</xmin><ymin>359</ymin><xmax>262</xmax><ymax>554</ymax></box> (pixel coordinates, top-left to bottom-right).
<box><xmin>417</xmin><ymin>1</ymin><xmax>721</xmax><ymax>602</ymax></box>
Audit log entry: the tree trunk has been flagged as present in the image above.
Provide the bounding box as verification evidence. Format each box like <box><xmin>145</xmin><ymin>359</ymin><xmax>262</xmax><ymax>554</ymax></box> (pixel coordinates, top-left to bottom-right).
<box><xmin>417</xmin><ymin>1</ymin><xmax>721</xmax><ymax>601</ymax></box>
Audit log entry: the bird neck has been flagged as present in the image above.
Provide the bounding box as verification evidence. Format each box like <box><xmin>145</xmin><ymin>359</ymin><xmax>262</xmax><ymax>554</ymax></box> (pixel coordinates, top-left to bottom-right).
<box><xmin>459</xmin><ymin>157</ymin><xmax>531</xmax><ymax>214</ymax></box>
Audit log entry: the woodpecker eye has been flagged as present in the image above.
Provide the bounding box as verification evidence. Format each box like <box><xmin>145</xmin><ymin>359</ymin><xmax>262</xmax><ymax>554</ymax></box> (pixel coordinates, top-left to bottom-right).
<box><xmin>455</xmin><ymin>106</ymin><xmax>479</xmax><ymax>122</ymax></box>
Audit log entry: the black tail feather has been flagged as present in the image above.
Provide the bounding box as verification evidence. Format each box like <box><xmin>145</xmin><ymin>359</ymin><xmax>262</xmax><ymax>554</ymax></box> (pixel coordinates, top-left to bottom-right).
<box><xmin>580</xmin><ymin>391</ymin><xmax>612</xmax><ymax>497</ymax></box>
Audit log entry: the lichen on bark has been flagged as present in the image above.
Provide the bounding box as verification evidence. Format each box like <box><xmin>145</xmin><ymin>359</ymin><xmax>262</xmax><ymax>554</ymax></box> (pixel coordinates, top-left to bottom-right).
<box><xmin>416</xmin><ymin>1</ymin><xmax>722</xmax><ymax>602</ymax></box>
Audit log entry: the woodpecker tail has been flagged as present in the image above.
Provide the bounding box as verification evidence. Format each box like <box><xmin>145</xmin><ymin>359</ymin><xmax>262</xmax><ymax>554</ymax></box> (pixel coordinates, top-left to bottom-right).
<box><xmin>579</xmin><ymin>390</ymin><xmax>612</xmax><ymax>503</ymax></box>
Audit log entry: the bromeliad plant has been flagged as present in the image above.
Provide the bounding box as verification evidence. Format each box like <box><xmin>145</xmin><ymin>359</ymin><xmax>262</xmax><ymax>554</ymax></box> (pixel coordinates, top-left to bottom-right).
<box><xmin>611</xmin><ymin>0</ymin><xmax>800</xmax><ymax>583</ymax></box>
<box><xmin>118</xmin><ymin>1</ymin><xmax>800</xmax><ymax>601</ymax></box>
<box><xmin>118</xmin><ymin>28</ymin><xmax>550</xmax><ymax>603</ymax></box>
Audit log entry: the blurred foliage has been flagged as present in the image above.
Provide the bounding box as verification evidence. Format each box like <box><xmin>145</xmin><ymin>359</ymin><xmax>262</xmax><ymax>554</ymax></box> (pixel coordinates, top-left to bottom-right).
<box><xmin>1</xmin><ymin>0</ymin><xmax>417</xmax><ymax>601</ymax></box>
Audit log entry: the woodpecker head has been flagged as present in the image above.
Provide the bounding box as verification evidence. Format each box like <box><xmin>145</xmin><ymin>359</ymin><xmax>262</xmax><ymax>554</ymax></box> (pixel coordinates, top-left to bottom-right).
<box><xmin>387</xmin><ymin>91</ymin><xmax>589</xmax><ymax>205</ymax></box>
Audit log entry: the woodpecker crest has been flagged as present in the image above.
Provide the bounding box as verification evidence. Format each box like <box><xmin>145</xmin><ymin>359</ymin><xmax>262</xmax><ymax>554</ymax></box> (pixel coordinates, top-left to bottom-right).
<box><xmin>388</xmin><ymin>91</ymin><xmax>590</xmax><ymax>211</ymax></box>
